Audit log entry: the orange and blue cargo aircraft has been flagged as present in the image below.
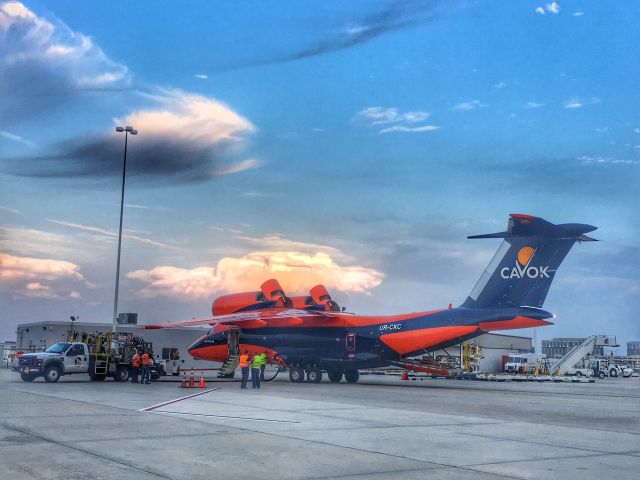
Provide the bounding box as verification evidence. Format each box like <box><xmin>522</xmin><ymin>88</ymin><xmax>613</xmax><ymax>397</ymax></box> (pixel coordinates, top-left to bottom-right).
<box><xmin>146</xmin><ymin>214</ymin><xmax>597</xmax><ymax>384</ymax></box>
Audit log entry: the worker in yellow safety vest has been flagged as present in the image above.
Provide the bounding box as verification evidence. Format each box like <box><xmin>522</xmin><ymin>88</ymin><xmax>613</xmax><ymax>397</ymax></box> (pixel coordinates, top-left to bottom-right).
<box><xmin>259</xmin><ymin>351</ymin><xmax>268</xmax><ymax>380</ymax></box>
<box><xmin>250</xmin><ymin>353</ymin><xmax>262</xmax><ymax>389</ymax></box>
<box><xmin>131</xmin><ymin>350</ymin><xmax>141</xmax><ymax>384</ymax></box>
<box><xmin>239</xmin><ymin>350</ymin><xmax>250</xmax><ymax>389</ymax></box>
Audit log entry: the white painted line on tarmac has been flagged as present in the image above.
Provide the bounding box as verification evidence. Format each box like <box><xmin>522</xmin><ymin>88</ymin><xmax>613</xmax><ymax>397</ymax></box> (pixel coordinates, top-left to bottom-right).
<box><xmin>138</xmin><ymin>388</ymin><xmax>220</xmax><ymax>412</ymax></box>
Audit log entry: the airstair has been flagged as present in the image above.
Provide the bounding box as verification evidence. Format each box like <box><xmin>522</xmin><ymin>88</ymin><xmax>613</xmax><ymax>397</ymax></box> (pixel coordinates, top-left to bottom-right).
<box><xmin>550</xmin><ymin>335</ymin><xmax>616</xmax><ymax>376</ymax></box>
<box><xmin>217</xmin><ymin>329</ymin><xmax>240</xmax><ymax>377</ymax></box>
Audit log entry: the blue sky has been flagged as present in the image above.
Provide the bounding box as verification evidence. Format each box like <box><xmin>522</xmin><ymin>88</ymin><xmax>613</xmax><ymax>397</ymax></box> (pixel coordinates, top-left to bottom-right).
<box><xmin>1</xmin><ymin>1</ymin><xmax>639</xmax><ymax>350</ymax></box>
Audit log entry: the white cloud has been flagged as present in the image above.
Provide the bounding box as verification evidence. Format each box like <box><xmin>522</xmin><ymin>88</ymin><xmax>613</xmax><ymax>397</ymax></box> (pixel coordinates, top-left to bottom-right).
<box><xmin>564</xmin><ymin>99</ymin><xmax>583</xmax><ymax>109</ymax></box>
<box><xmin>523</xmin><ymin>101</ymin><xmax>543</xmax><ymax>109</ymax></box>
<box><xmin>0</xmin><ymin>206</ymin><xmax>20</xmax><ymax>214</ymax></box>
<box><xmin>354</xmin><ymin>106</ymin><xmax>438</xmax><ymax>134</ymax></box>
<box><xmin>128</xmin><ymin>250</ymin><xmax>384</xmax><ymax>300</ymax></box>
<box><xmin>572</xmin><ymin>12</ymin><xmax>584</xmax><ymax>17</ymax></box>
<box><xmin>546</xmin><ymin>2</ymin><xmax>560</xmax><ymax>14</ymax></box>
<box><xmin>563</xmin><ymin>97</ymin><xmax>600</xmax><ymax>109</ymax></box>
<box><xmin>124</xmin><ymin>89</ymin><xmax>254</xmax><ymax>144</ymax></box>
<box><xmin>0</xmin><ymin>129</ymin><xmax>37</xmax><ymax>148</ymax></box>
<box><xmin>0</xmin><ymin>1</ymin><xmax>129</xmax><ymax>96</ymax></box>
<box><xmin>379</xmin><ymin>125</ymin><xmax>440</xmax><ymax>134</ymax></box>
<box><xmin>493</xmin><ymin>81</ymin><xmax>507</xmax><ymax>89</ymax></box>
<box><xmin>0</xmin><ymin>251</ymin><xmax>88</xmax><ymax>299</ymax></box>
<box><xmin>194</xmin><ymin>74</ymin><xmax>208</xmax><ymax>79</ymax></box>
<box><xmin>452</xmin><ymin>100</ymin><xmax>484</xmax><ymax>111</ymax></box>
<box><xmin>535</xmin><ymin>6</ymin><xmax>545</xmax><ymax>15</ymax></box>
<box><xmin>46</xmin><ymin>219</ymin><xmax>172</xmax><ymax>248</ymax></box>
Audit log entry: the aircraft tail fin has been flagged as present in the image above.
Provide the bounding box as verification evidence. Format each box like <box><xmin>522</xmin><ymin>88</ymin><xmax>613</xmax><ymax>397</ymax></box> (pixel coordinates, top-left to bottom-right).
<box><xmin>462</xmin><ymin>214</ymin><xmax>597</xmax><ymax>309</ymax></box>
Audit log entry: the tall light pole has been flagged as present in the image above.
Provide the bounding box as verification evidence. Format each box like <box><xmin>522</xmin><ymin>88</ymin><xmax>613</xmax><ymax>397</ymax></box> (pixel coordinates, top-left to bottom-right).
<box><xmin>112</xmin><ymin>125</ymin><xmax>137</xmax><ymax>333</ymax></box>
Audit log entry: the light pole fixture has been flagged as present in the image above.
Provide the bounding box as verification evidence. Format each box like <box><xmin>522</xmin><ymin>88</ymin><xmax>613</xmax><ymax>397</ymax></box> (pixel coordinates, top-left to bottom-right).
<box><xmin>112</xmin><ymin>125</ymin><xmax>138</xmax><ymax>333</ymax></box>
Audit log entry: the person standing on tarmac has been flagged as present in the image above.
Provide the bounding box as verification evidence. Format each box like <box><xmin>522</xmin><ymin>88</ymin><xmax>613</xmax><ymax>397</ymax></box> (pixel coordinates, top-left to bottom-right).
<box><xmin>239</xmin><ymin>350</ymin><xmax>250</xmax><ymax>389</ymax></box>
<box><xmin>259</xmin><ymin>351</ymin><xmax>268</xmax><ymax>380</ymax></box>
<box><xmin>140</xmin><ymin>351</ymin><xmax>151</xmax><ymax>385</ymax></box>
<box><xmin>250</xmin><ymin>352</ymin><xmax>262</xmax><ymax>389</ymax></box>
<box><xmin>131</xmin><ymin>349</ymin><xmax>141</xmax><ymax>384</ymax></box>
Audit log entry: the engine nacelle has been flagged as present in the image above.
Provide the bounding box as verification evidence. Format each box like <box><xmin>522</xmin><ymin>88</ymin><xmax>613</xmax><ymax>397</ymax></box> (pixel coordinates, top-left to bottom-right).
<box><xmin>309</xmin><ymin>285</ymin><xmax>341</xmax><ymax>311</ymax></box>
<box><xmin>260</xmin><ymin>279</ymin><xmax>292</xmax><ymax>308</ymax></box>
<box><xmin>212</xmin><ymin>291</ymin><xmax>267</xmax><ymax>316</ymax></box>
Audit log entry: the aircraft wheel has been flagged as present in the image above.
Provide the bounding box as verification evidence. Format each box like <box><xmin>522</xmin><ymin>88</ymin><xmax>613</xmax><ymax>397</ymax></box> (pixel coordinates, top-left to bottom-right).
<box><xmin>307</xmin><ymin>368</ymin><xmax>322</xmax><ymax>383</ymax></box>
<box><xmin>327</xmin><ymin>370</ymin><xmax>343</xmax><ymax>383</ymax></box>
<box><xmin>574</xmin><ymin>371</ymin><xmax>582</xmax><ymax>377</ymax></box>
<box><xmin>344</xmin><ymin>369</ymin><xmax>360</xmax><ymax>384</ymax></box>
<box><xmin>289</xmin><ymin>367</ymin><xmax>305</xmax><ymax>383</ymax></box>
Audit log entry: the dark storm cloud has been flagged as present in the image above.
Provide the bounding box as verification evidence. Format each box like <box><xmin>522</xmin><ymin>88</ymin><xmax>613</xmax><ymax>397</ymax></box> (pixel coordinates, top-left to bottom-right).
<box><xmin>213</xmin><ymin>0</ymin><xmax>442</xmax><ymax>72</ymax></box>
<box><xmin>7</xmin><ymin>132</ymin><xmax>257</xmax><ymax>186</ymax></box>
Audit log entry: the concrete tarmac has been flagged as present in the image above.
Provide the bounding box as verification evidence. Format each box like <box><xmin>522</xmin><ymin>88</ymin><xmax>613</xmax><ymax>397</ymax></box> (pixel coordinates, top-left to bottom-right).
<box><xmin>1</xmin><ymin>369</ymin><xmax>639</xmax><ymax>479</ymax></box>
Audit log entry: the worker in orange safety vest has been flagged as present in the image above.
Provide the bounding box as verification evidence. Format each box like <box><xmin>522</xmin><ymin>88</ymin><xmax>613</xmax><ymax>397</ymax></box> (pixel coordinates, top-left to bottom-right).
<box><xmin>140</xmin><ymin>351</ymin><xmax>152</xmax><ymax>385</ymax></box>
<box><xmin>239</xmin><ymin>350</ymin><xmax>250</xmax><ymax>389</ymax></box>
<box><xmin>131</xmin><ymin>350</ymin><xmax>141</xmax><ymax>384</ymax></box>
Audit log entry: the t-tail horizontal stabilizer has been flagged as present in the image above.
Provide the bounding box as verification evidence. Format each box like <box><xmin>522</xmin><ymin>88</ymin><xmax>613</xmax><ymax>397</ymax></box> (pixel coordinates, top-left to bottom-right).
<box><xmin>463</xmin><ymin>213</ymin><xmax>597</xmax><ymax>309</ymax></box>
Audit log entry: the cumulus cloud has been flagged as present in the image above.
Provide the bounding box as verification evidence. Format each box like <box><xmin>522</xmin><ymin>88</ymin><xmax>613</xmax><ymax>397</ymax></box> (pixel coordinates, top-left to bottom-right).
<box><xmin>0</xmin><ymin>251</ymin><xmax>87</xmax><ymax>299</ymax></box>
<box><xmin>354</xmin><ymin>106</ymin><xmax>439</xmax><ymax>134</ymax></box>
<box><xmin>127</xmin><ymin>248</ymin><xmax>384</xmax><ymax>300</ymax></box>
<box><xmin>452</xmin><ymin>100</ymin><xmax>484</xmax><ymax>111</ymax></box>
<box><xmin>9</xmin><ymin>89</ymin><xmax>257</xmax><ymax>184</ymax></box>
<box><xmin>0</xmin><ymin>1</ymin><xmax>129</xmax><ymax>119</ymax></box>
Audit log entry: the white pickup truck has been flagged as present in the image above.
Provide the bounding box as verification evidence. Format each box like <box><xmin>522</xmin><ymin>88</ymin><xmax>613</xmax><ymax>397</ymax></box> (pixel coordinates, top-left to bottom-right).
<box><xmin>14</xmin><ymin>341</ymin><xmax>164</xmax><ymax>383</ymax></box>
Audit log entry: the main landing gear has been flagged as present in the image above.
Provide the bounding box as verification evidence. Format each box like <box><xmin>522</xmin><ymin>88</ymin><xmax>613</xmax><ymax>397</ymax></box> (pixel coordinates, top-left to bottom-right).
<box><xmin>288</xmin><ymin>367</ymin><xmax>360</xmax><ymax>384</ymax></box>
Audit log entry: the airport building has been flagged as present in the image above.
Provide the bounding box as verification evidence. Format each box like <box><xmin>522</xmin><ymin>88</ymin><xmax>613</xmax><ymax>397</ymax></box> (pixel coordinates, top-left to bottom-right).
<box><xmin>628</xmin><ymin>341</ymin><xmax>640</xmax><ymax>356</ymax></box>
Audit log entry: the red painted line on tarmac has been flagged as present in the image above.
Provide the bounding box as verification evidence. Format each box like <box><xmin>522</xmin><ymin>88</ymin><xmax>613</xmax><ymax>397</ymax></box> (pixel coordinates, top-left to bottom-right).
<box><xmin>138</xmin><ymin>388</ymin><xmax>219</xmax><ymax>412</ymax></box>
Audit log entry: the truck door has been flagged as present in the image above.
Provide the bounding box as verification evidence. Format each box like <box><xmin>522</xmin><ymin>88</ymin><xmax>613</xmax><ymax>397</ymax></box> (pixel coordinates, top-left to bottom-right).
<box><xmin>346</xmin><ymin>333</ymin><xmax>356</xmax><ymax>358</ymax></box>
<box><xmin>64</xmin><ymin>344</ymin><xmax>87</xmax><ymax>373</ymax></box>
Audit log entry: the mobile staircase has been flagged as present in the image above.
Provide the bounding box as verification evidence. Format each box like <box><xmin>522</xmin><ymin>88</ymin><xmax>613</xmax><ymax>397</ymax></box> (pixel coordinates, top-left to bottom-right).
<box><xmin>550</xmin><ymin>335</ymin><xmax>616</xmax><ymax>376</ymax></box>
<box><xmin>217</xmin><ymin>329</ymin><xmax>240</xmax><ymax>378</ymax></box>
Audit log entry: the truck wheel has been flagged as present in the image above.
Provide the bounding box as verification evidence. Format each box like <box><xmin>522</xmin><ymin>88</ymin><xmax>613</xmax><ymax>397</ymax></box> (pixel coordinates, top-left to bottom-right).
<box><xmin>289</xmin><ymin>367</ymin><xmax>305</xmax><ymax>383</ymax></box>
<box><xmin>344</xmin><ymin>369</ymin><xmax>360</xmax><ymax>384</ymax></box>
<box><xmin>43</xmin><ymin>364</ymin><xmax>61</xmax><ymax>383</ymax></box>
<box><xmin>89</xmin><ymin>374</ymin><xmax>106</xmax><ymax>381</ymax></box>
<box><xmin>114</xmin><ymin>366</ymin><xmax>130</xmax><ymax>382</ymax></box>
<box><xmin>150</xmin><ymin>371</ymin><xmax>160</xmax><ymax>381</ymax></box>
<box><xmin>574</xmin><ymin>371</ymin><xmax>582</xmax><ymax>377</ymax></box>
<box><xmin>21</xmin><ymin>373</ymin><xmax>38</xmax><ymax>382</ymax></box>
<box><xmin>609</xmin><ymin>368</ymin><xmax>618</xmax><ymax>378</ymax></box>
<box><xmin>327</xmin><ymin>370</ymin><xmax>343</xmax><ymax>383</ymax></box>
<box><xmin>307</xmin><ymin>368</ymin><xmax>322</xmax><ymax>383</ymax></box>
<box><xmin>598</xmin><ymin>371</ymin><xmax>606</xmax><ymax>379</ymax></box>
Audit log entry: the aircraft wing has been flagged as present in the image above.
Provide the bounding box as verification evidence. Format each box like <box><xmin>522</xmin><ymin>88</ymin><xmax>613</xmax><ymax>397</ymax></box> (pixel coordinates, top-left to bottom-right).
<box><xmin>144</xmin><ymin>308</ymin><xmax>332</xmax><ymax>330</ymax></box>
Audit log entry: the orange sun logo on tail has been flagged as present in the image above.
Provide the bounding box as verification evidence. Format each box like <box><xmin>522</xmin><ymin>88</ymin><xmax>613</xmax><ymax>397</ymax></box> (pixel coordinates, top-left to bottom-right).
<box><xmin>517</xmin><ymin>246</ymin><xmax>536</xmax><ymax>266</ymax></box>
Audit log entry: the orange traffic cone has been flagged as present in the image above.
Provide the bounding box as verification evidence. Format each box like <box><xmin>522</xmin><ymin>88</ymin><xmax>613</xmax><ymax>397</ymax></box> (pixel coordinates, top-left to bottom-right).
<box><xmin>188</xmin><ymin>368</ymin><xmax>195</xmax><ymax>388</ymax></box>
<box><xmin>199</xmin><ymin>371</ymin><xmax>206</xmax><ymax>388</ymax></box>
<box><xmin>179</xmin><ymin>371</ymin><xmax>187</xmax><ymax>388</ymax></box>
<box><xmin>401</xmin><ymin>370</ymin><xmax>409</xmax><ymax>381</ymax></box>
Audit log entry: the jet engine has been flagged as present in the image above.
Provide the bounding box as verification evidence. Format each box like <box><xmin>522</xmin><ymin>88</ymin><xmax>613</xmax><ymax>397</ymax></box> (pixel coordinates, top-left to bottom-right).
<box><xmin>289</xmin><ymin>285</ymin><xmax>341</xmax><ymax>311</ymax></box>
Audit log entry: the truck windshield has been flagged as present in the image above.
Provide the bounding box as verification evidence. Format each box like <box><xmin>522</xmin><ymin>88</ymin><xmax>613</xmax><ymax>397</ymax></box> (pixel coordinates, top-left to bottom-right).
<box><xmin>45</xmin><ymin>342</ymin><xmax>72</xmax><ymax>354</ymax></box>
